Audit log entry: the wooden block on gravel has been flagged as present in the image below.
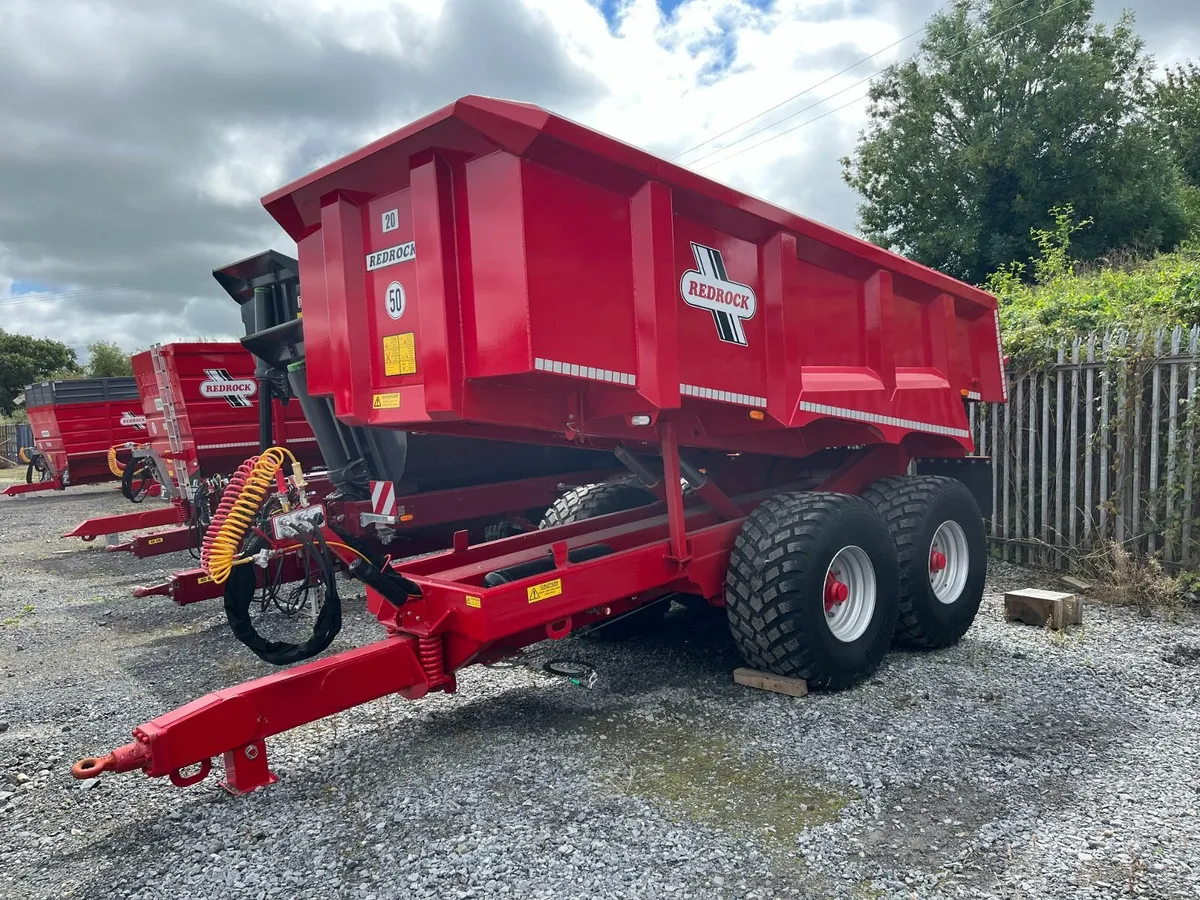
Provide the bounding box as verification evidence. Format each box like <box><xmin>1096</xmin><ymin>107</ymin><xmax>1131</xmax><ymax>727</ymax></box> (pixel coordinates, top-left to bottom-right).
<box><xmin>1059</xmin><ymin>575</ymin><xmax>1092</xmax><ymax>593</ymax></box>
<box><xmin>1003</xmin><ymin>588</ymin><xmax>1083</xmax><ymax>630</ymax></box>
<box><xmin>733</xmin><ymin>667</ymin><xmax>808</xmax><ymax>698</ymax></box>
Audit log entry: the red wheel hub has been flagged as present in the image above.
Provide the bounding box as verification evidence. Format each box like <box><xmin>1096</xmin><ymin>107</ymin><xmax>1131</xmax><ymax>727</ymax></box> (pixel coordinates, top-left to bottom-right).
<box><xmin>930</xmin><ymin>550</ymin><xmax>947</xmax><ymax>573</ymax></box>
<box><xmin>824</xmin><ymin>572</ymin><xmax>850</xmax><ymax>612</ymax></box>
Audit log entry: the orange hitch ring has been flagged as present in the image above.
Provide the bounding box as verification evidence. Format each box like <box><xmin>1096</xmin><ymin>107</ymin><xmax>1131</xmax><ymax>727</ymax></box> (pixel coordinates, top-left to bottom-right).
<box><xmin>71</xmin><ymin>755</ymin><xmax>111</xmax><ymax>779</ymax></box>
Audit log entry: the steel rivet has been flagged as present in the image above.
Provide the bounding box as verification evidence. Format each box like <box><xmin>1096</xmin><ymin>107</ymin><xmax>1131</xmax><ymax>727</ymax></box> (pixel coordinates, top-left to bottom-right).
<box><xmin>245</xmin><ymin>745</ymin><xmax>259</xmax><ymax>760</ymax></box>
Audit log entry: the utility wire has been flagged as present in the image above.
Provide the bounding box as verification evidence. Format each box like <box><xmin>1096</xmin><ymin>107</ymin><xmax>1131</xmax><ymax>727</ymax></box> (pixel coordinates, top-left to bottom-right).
<box><xmin>671</xmin><ymin>20</ymin><xmax>929</xmax><ymax>162</ymax></box>
<box><xmin>690</xmin><ymin>0</ymin><xmax>1081</xmax><ymax>172</ymax></box>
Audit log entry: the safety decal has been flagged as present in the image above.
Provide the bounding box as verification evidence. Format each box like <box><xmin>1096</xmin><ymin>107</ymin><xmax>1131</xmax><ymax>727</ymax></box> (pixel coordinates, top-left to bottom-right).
<box><xmin>383</xmin><ymin>332</ymin><xmax>416</xmax><ymax>376</ymax></box>
<box><xmin>370</xmin><ymin>480</ymin><xmax>397</xmax><ymax>517</ymax></box>
<box><xmin>465</xmin><ymin>595</ymin><xmax>482</xmax><ymax>609</ymax></box>
<box><xmin>384</xmin><ymin>281</ymin><xmax>406</xmax><ymax>320</ymax></box>
<box><xmin>119</xmin><ymin>411</ymin><xmax>147</xmax><ymax>429</ymax></box>
<box><xmin>199</xmin><ymin>369</ymin><xmax>257</xmax><ymax>408</ymax></box>
<box><xmin>372</xmin><ymin>392</ymin><xmax>401</xmax><ymax>410</ymax></box>
<box><xmin>527</xmin><ymin>578</ymin><xmax>563</xmax><ymax>603</ymax></box>
<box><xmin>679</xmin><ymin>242</ymin><xmax>757</xmax><ymax>346</ymax></box>
<box><xmin>148</xmin><ymin>537</ymin><xmax>164</xmax><ymax>546</ymax></box>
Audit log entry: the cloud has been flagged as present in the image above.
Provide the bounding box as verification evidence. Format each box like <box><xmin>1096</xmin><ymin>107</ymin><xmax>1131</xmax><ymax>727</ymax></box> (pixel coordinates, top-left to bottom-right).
<box><xmin>0</xmin><ymin>0</ymin><xmax>1193</xmax><ymax>357</ymax></box>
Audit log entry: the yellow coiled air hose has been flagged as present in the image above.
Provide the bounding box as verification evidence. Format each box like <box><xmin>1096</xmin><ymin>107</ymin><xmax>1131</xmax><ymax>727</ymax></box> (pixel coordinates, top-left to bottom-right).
<box><xmin>107</xmin><ymin>445</ymin><xmax>126</xmax><ymax>478</ymax></box>
<box><xmin>201</xmin><ymin>446</ymin><xmax>304</xmax><ymax>586</ymax></box>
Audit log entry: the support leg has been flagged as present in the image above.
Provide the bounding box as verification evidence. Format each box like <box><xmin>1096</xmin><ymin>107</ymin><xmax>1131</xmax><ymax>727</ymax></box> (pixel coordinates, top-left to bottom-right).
<box><xmin>660</xmin><ymin>421</ymin><xmax>690</xmax><ymax>563</ymax></box>
<box><xmin>222</xmin><ymin>740</ymin><xmax>277</xmax><ymax>795</ymax></box>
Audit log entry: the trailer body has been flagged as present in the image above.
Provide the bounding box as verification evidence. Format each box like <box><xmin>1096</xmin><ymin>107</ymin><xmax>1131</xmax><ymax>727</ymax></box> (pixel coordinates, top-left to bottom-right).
<box><xmin>130</xmin><ymin>342</ymin><xmax>321</xmax><ymax>483</ymax></box>
<box><xmin>265</xmin><ymin>96</ymin><xmax>1004</xmax><ymax>452</ymax></box>
<box><xmin>74</xmin><ymin>96</ymin><xmax>1007</xmax><ymax>795</ymax></box>
<box><xmin>6</xmin><ymin>378</ymin><xmax>147</xmax><ymax>495</ymax></box>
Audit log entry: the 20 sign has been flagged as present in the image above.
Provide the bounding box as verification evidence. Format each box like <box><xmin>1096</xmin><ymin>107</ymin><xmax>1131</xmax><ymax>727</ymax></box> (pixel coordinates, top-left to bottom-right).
<box><xmin>385</xmin><ymin>281</ymin><xmax>406</xmax><ymax>320</ymax></box>
<box><xmin>381</xmin><ymin>208</ymin><xmax>399</xmax><ymax>233</ymax></box>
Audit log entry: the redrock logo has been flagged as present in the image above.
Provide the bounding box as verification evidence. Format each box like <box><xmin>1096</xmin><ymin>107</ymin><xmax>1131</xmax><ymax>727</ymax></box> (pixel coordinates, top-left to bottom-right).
<box><xmin>679</xmin><ymin>242</ymin><xmax>758</xmax><ymax>346</ymax></box>
<box><xmin>119</xmin><ymin>411</ymin><xmax>147</xmax><ymax>429</ymax></box>
<box><xmin>200</xmin><ymin>369</ymin><xmax>257</xmax><ymax>407</ymax></box>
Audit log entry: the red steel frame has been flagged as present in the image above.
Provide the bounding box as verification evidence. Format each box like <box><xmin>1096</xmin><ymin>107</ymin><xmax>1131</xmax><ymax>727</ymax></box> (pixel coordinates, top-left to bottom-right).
<box><xmin>72</xmin><ymin>96</ymin><xmax>1006</xmax><ymax>792</ymax></box>
<box><xmin>74</xmin><ymin>440</ymin><xmax>908</xmax><ymax>793</ymax></box>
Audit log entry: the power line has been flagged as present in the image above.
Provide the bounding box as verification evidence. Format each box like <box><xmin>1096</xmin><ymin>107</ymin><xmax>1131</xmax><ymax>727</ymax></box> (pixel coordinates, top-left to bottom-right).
<box><xmin>672</xmin><ymin>21</ymin><xmax>928</xmax><ymax>162</ymax></box>
<box><xmin>691</xmin><ymin>0</ymin><xmax>1082</xmax><ymax>172</ymax></box>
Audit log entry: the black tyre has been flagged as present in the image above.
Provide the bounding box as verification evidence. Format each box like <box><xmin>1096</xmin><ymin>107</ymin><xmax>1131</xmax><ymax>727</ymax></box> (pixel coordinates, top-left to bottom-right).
<box><xmin>539</xmin><ymin>475</ymin><xmax>663</xmax><ymax>638</ymax></box>
<box><xmin>725</xmin><ymin>492</ymin><xmax>899</xmax><ymax>690</ymax></box>
<box><xmin>861</xmin><ymin>475</ymin><xmax>987</xmax><ymax>649</ymax></box>
<box><xmin>538</xmin><ymin>474</ymin><xmax>658</xmax><ymax>528</ymax></box>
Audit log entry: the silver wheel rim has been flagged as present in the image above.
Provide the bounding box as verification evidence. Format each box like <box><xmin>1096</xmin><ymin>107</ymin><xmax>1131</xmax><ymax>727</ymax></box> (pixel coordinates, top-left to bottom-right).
<box><xmin>929</xmin><ymin>520</ymin><xmax>969</xmax><ymax>605</ymax></box>
<box><xmin>823</xmin><ymin>545</ymin><xmax>876</xmax><ymax>643</ymax></box>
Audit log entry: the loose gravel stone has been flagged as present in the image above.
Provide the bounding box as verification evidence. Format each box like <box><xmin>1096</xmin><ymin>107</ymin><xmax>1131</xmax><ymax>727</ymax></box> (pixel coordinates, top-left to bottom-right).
<box><xmin>2</xmin><ymin>478</ymin><xmax>1200</xmax><ymax>899</ymax></box>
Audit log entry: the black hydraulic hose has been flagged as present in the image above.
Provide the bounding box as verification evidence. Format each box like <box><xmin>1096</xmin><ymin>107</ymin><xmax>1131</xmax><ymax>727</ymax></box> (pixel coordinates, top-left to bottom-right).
<box><xmin>223</xmin><ymin>530</ymin><xmax>342</xmax><ymax>666</ymax></box>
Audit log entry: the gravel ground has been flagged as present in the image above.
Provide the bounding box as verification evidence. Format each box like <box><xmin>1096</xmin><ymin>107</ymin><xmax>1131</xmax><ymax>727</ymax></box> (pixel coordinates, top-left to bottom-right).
<box><xmin>2</xmin><ymin>478</ymin><xmax>1200</xmax><ymax>899</ymax></box>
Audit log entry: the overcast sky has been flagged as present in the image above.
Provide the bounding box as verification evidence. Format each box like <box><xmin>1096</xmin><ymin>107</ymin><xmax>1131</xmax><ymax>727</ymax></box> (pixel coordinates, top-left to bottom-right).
<box><xmin>0</xmin><ymin>0</ymin><xmax>1195</xmax><ymax>360</ymax></box>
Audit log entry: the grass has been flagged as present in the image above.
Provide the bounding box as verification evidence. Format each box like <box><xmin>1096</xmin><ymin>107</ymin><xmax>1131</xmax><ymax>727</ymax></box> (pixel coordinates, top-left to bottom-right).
<box><xmin>2</xmin><ymin>602</ymin><xmax>36</xmax><ymax>628</ymax></box>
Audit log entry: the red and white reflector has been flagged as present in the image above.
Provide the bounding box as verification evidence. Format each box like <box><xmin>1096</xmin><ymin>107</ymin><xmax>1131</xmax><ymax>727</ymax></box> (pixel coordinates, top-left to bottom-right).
<box><xmin>370</xmin><ymin>480</ymin><xmax>397</xmax><ymax>517</ymax></box>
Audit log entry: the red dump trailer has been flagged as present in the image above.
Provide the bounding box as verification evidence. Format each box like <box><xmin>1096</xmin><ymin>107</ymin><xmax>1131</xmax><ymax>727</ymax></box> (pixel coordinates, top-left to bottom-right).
<box><xmin>74</xmin><ymin>96</ymin><xmax>1006</xmax><ymax>794</ymax></box>
<box><xmin>61</xmin><ymin>342</ymin><xmax>324</xmax><ymax>550</ymax></box>
<box><xmin>3</xmin><ymin>377</ymin><xmax>148</xmax><ymax>497</ymax></box>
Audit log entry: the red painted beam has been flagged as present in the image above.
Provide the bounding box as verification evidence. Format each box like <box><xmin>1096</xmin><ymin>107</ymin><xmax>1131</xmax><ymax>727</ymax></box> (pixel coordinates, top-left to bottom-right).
<box><xmin>63</xmin><ymin>503</ymin><xmax>184</xmax><ymax>540</ymax></box>
<box><xmin>72</xmin><ymin>635</ymin><xmax>429</xmax><ymax>793</ymax></box>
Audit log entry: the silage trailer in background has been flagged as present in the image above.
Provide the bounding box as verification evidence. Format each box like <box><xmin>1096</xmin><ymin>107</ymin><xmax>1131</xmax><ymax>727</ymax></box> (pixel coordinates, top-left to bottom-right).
<box><xmin>74</xmin><ymin>96</ymin><xmax>1005</xmax><ymax>795</ymax></box>
<box><xmin>60</xmin><ymin>341</ymin><xmax>324</xmax><ymax>554</ymax></box>
<box><xmin>3</xmin><ymin>377</ymin><xmax>148</xmax><ymax>497</ymax></box>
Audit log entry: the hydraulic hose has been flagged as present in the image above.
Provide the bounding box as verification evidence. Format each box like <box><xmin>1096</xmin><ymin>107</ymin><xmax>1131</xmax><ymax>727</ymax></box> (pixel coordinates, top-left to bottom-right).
<box><xmin>201</xmin><ymin>447</ymin><xmax>303</xmax><ymax>585</ymax></box>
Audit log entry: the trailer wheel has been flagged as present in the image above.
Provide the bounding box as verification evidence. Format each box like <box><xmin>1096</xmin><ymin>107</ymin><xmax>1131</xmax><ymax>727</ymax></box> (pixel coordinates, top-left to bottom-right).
<box><xmin>538</xmin><ymin>475</ymin><xmax>657</xmax><ymax>528</ymax></box>
<box><xmin>725</xmin><ymin>492</ymin><xmax>899</xmax><ymax>690</ymax></box>
<box><xmin>539</xmin><ymin>475</ymin><xmax>663</xmax><ymax>637</ymax></box>
<box><xmin>861</xmin><ymin>475</ymin><xmax>987</xmax><ymax>649</ymax></box>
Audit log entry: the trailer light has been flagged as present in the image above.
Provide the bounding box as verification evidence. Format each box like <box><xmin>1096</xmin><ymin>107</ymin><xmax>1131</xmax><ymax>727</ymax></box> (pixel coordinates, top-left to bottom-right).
<box><xmin>630</xmin><ymin>415</ymin><xmax>652</xmax><ymax>426</ymax></box>
<box><xmin>748</xmin><ymin>409</ymin><xmax>765</xmax><ymax>421</ymax></box>
<box><xmin>399</xmin><ymin>513</ymin><xmax>414</xmax><ymax>523</ymax></box>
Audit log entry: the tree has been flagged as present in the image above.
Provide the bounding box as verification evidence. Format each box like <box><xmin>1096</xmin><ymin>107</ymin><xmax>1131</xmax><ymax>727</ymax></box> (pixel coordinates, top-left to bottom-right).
<box><xmin>0</xmin><ymin>329</ymin><xmax>81</xmax><ymax>415</ymax></box>
<box><xmin>86</xmin><ymin>340</ymin><xmax>133</xmax><ymax>378</ymax></box>
<box><xmin>841</xmin><ymin>0</ymin><xmax>1189</xmax><ymax>284</ymax></box>
<box><xmin>1152</xmin><ymin>62</ymin><xmax>1200</xmax><ymax>188</ymax></box>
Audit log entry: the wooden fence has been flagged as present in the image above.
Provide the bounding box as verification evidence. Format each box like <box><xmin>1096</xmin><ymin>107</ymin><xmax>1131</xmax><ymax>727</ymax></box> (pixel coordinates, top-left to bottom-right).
<box><xmin>971</xmin><ymin>326</ymin><xmax>1200</xmax><ymax>570</ymax></box>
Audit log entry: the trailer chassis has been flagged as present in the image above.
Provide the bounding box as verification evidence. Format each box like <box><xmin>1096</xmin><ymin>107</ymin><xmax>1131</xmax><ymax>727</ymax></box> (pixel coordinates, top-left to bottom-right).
<box><xmin>72</xmin><ymin>427</ymin><xmax>931</xmax><ymax>793</ymax></box>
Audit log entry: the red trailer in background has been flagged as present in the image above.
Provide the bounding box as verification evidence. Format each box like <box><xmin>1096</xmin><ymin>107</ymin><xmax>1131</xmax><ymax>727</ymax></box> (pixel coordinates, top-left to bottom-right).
<box><xmin>128</xmin><ymin>342</ymin><xmax>320</xmax><ymax>487</ymax></box>
<box><xmin>62</xmin><ymin>342</ymin><xmax>323</xmax><ymax>550</ymax></box>
<box><xmin>75</xmin><ymin>96</ymin><xmax>1007</xmax><ymax>795</ymax></box>
<box><xmin>3</xmin><ymin>378</ymin><xmax>148</xmax><ymax>497</ymax></box>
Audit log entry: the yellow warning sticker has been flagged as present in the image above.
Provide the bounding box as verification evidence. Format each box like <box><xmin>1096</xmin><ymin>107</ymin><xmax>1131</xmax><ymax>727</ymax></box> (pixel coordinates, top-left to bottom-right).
<box><xmin>383</xmin><ymin>332</ymin><xmax>417</xmax><ymax>376</ymax></box>
<box><xmin>372</xmin><ymin>392</ymin><xmax>401</xmax><ymax>410</ymax></box>
<box><xmin>148</xmin><ymin>537</ymin><xmax>164</xmax><ymax>546</ymax></box>
<box><xmin>527</xmin><ymin>578</ymin><xmax>563</xmax><ymax>603</ymax></box>
<box><xmin>197</xmin><ymin>575</ymin><xmax>212</xmax><ymax>585</ymax></box>
<box><xmin>465</xmin><ymin>595</ymin><xmax>482</xmax><ymax>609</ymax></box>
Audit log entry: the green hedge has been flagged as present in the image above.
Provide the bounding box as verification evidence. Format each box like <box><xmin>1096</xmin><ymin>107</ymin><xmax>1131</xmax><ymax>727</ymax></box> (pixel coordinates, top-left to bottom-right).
<box><xmin>984</xmin><ymin>207</ymin><xmax>1200</xmax><ymax>371</ymax></box>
